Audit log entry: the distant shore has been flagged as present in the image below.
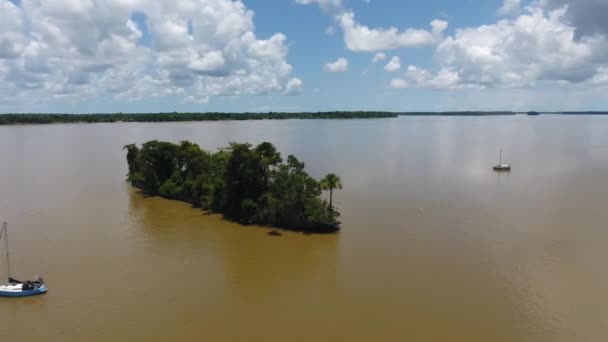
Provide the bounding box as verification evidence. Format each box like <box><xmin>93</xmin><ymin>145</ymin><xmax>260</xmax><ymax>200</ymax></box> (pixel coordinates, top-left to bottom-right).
<box><xmin>398</xmin><ymin>111</ymin><xmax>608</xmax><ymax>116</ymax></box>
<box><xmin>542</xmin><ymin>111</ymin><xmax>608</xmax><ymax>115</ymax></box>
<box><xmin>2</xmin><ymin>111</ymin><xmax>608</xmax><ymax>125</ymax></box>
<box><xmin>0</xmin><ymin>112</ymin><xmax>396</xmax><ymax>125</ymax></box>
<box><xmin>398</xmin><ymin>111</ymin><xmax>516</xmax><ymax>116</ymax></box>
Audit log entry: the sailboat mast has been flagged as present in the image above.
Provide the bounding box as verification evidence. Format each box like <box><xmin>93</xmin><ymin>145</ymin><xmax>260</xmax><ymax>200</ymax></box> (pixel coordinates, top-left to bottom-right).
<box><xmin>499</xmin><ymin>149</ymin><xmax>502</xmax><ymax>165</ymax></box>
<box><xmin>1</xmin><ymin>222</ymin><xmax>11</xmax><ymax>282</ymax></box>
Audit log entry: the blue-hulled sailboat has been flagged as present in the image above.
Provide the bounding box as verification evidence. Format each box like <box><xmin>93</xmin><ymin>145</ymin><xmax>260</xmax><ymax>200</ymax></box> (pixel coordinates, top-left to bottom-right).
<box><xmin>0</xmin><ymin>222</ymin><xmax>47</xmax><ymax>297</ymax></box>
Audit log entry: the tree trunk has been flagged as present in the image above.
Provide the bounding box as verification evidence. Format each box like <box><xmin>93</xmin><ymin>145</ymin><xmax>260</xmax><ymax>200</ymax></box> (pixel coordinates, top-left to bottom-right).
<box><xmin>329</xmin><ymin>188</ymin><xmax>333</xmax><ymax>211</ymax></box>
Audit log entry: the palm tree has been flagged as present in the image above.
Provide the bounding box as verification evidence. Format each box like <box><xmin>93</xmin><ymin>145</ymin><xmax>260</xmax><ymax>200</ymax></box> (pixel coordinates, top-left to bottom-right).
<box><xmin>320</xmin><ymin>173</ymin><xmax>342</xmax><ymax>211</ymax></box>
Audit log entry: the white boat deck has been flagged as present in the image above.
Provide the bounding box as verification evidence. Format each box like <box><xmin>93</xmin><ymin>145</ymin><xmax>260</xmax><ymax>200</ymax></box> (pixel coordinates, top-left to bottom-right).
<box><xmin>0</xmin><ymin>284</ymin><xmax>24</xmax><ymax>292</ymax></box>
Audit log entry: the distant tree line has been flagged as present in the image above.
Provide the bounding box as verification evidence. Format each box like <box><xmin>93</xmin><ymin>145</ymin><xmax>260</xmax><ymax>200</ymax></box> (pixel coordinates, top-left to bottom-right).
<box><xmin>401</xmin><ymin>111</ymin><xmax>608</xmax><ymax>116</ymax></box>
<box><xmin>557</xmin><ymin>112</ymin><xmax>608</xmax><ymax>115</ymax></box>
<box><xmin>124</xmin><ymin>140</ymin><xmax>343</xmax><ymax>233</ymax></box>
<box><xmin>398</xmin><ymin>111</ymin><xmax>516</xmax><ymax>116</ymax></box>
<box><xmin>0</xmin><ymin>112</ymin><xmax>397</xmax><ymax>125</ymax></box>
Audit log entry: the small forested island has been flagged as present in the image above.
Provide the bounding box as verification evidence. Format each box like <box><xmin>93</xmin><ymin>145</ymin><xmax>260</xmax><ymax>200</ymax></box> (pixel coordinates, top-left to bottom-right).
<box><xmin>124</xmin><ymin>140</ymin><xmax>342</xmax><ymax>233</ymax></box>
<box><xmin>0</xmin><ymin>111</ymin><xmax>396</xmax><ymax>125</ymax></box>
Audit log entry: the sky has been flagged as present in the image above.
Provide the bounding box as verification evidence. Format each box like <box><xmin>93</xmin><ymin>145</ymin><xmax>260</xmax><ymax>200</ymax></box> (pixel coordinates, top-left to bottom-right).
<box><xmin>1</xmin><ymin>0</ymin><xmax>607</xmax><ymax>113</ymax></box>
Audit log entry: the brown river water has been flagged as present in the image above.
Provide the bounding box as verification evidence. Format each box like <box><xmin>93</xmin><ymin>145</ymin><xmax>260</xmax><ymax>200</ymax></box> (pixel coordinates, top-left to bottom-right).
<box><xmin>0</xmin><ymin>115</ymin><xmax>607</xmax><ymax>341</ymax></box>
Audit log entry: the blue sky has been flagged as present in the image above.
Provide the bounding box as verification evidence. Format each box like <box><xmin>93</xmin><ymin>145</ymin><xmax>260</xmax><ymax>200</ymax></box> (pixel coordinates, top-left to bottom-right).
<box><xmin>1</xmin><ymin>0</ymin><xmax>607</xmax><ymax>113</ymax></box>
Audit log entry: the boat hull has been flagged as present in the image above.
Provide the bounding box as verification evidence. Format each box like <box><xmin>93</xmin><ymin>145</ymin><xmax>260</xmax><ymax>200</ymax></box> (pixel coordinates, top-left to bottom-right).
<box><xmin>493</xmin><ymin>163</ymin><xmax>512</xmax><ymax>171</ymax></box>
<box><xmin>0</xmin><ymin>285</ymin><xmax>47</xmax><ymax>297</ymax></box>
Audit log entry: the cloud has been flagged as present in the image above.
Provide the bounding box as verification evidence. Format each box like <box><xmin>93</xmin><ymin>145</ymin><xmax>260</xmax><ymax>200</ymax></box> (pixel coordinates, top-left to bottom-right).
<box><xmin>371</xmin><ymin>52</ymin><xmax>386</xmax><ymax>63</ymax></box>
<box><xmin>391</xmin><ymin>65</ymin><xmax>486</xmax><ymax>90</ymax></box>
<box><xmin>284</xmin><ymin>77</ymin><xmax>303</xmax><ymax>95</ymax></box>
<box><xmin>499</xmin><ymin>0</ymin><xmax>522</xmax><ymax>15</ymax></box>
<box><xmin>589</xmin><ymin>67</ymin><xmax>608</xmax><ymax>85</ymax></box>
<box><xmin>185</xmin><ymin>95</ymin><xmax>210</xmax><ymax>104</ymax></box>
<box><xmin>389</xmin><ymin>78</ymin><xmax>408</xmax><ymax>89</ymax></box>
<box><xmin>0</xmin><ymin>1</ymin><xmax>28</xmax><ymax>59</ymax></box>
<box><xmin>338</xmin><ymin>11</ymin><xmax>448</xmax><ymax>52</ymax></box>
<box><xmin>324</xmin><ymin>57</ymin><xmax>348</xmax><ymax>72</ymax></box>
<box><xmin>297</xmin><ymin>1</ymin><xmax>448</xmax><ymax>53</ymax></box>
<box><xmin>402</xmin><ymin>65</ymin><xmax>464</xmax><ymax>89</ymax></box>
<box><xmin>395</xmin><ymin>6</ymin><xmax>608</xmax><ymax>90</ymax></box>
<box><xmin>384</xmin><ymin>56</ymin><xmax>401</xmax><ymax>72</ymax></box>
<box><xmin>0</xmin><ymin>0</ymin><xmax>301</xmax><ymax>104</ymax></box>
<box><xmin>295</xmin><ymin>0</ymin><xmax>343</xmax><ymax>12</ymax></box>
<box><xmin>540</xmin><ymin>0</ymin><xmax>608</xmax><ymax>38</ymax></box>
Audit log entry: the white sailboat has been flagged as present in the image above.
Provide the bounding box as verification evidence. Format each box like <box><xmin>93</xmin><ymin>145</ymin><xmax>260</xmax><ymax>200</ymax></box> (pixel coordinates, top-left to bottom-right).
<box><xmin>493</xmin><ymin>149</ymin><xmax>511</xmax><ymax>171</ymax></box>
<box><xmin>0</xmin><ymin>222</ymin><xmax>47</xmax><ymax>297</ymax></box>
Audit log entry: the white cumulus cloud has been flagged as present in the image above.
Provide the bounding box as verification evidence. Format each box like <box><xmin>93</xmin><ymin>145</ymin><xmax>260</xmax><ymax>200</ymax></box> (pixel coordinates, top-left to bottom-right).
<box><xmin>0</xmin><ymin>0</ymin><xmax>302</xmax><ymax>105</ymax></box>
<box><xmin>402</xmin><ymin>65</ymin><xmax>464</xmax><ymax>89</ymax></box>
<box><xmin>384</xmin><ymin>56</ymin><xmax>401</xmax><ymax>72</ymax></box>
<box><xmin>371</xmin><ymin>52</ymin><xmax>386</xmax><ymax>63</ymax></box>
<box><xmin>297</xmin><ymin>1</ymin><xmax>449</xmax><ymax>53</ymax></box>
<box><xmin>324</xmin><ymin>57</ymin><xmax>348</xmax><ymax>72</ymax></box>
<box><xmin>284</xmin><ymin>77</ymin><xmax>303</xmax><ymax>95</ymax></box>
<box><xmin>499</xmin><ymin>0</ymin><xmax>522</xmax><ymax>15</ymax></box>
<box><xmin>338</xmin><ymin>12</ymin><xmax>448</xmax><ymax>52</ymax></box>
<box><xmin>394</xmin><ymin>5</ymin><xmax>608</xmax><ymax>90</ymax></box>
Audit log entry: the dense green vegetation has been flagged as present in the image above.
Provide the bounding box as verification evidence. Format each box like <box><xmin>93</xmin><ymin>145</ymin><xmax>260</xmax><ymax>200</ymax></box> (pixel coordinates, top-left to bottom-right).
<box><xmin>124</xmin><ymin>140</ymin><xmax>342</xmax><ymax>233</ymax></box>
<box><xmin>0</xmin><ymin>112</ymin><xmax>396</xmax><ymax>125</ymax></box>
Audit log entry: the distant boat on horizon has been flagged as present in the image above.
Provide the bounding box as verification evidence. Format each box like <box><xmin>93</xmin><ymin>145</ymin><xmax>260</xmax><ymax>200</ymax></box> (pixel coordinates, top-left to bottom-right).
<box><xmin>493</xmin><ymin>150</ymin><xmax>511</xmax><ymax>172</ymax></box>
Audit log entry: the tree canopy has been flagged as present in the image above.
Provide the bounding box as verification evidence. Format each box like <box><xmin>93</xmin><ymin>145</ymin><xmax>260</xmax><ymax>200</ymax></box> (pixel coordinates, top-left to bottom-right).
<box><xmin>124</xmin><ymin>140</ymin><xmax>341</xmax><ymax>233</ymax></box>
<box><xmin>320</xmin><ymin>173</ymin><xmax>343</xmax><ymax>211</ymax></box>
